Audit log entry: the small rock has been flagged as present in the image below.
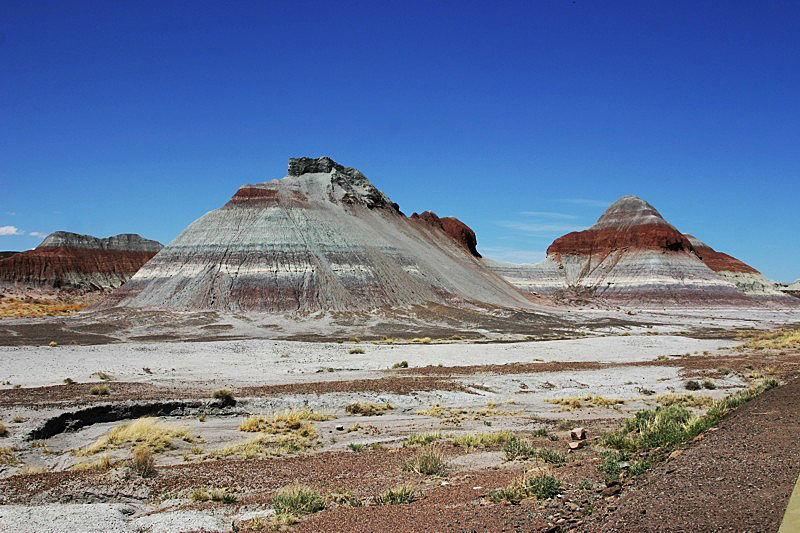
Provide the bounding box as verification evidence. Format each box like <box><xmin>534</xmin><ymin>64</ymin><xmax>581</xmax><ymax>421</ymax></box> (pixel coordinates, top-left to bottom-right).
<box><xmin>570</xmin><ymin>427</ymin><xmax>587</xmax><ymax>440</ymax></box>
<box><xmin>602</xmin><ymin>485</ymin><xmax>621</xmax><ymax>497</ymax></box>
<box><xmin>568</xmin><ymin>440</ymin><xmax>586</xmax><ymax>450</ymax></box>
<box><xmin>335</xmin><ymin>424</ymin><xmax>344</xmax><ymax>431</ymax></box>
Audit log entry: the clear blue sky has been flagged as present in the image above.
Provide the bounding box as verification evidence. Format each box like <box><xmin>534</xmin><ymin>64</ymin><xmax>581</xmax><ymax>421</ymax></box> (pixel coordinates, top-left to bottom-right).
<box><xmin>1</xmin><ymin>1</ymin><xmax>798</xmax><ymax>281</ymax></box>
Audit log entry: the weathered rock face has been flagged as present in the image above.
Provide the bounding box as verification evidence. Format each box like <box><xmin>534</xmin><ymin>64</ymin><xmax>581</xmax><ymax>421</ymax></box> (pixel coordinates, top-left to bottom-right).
<box><xmin>0</xmin><ymin>232</ymin><xmax>162</xmax><ymax>291</ymax></box>
<box><xmin>102</xmin><ymin>157</ymin><xmax>529</xmax><ymax>313</ymax></box>
<box><xmin>487</xmin><ymin>196</ymin><xmax>772</xmax><ymax>306</ymax></box>
<box><xmin>409</xmin><ymin>211</ymin><xmax>481</xmax><ymax>258</ymax></box>
<box><xmin>782</xmin><ymin>280</ymin><xmax>800</xmax><ymax>299</ymax></box>
<box><xmin>684</xmin><ymin>235</ymin><xmax>791</xmax><ymax>300</ymax></box>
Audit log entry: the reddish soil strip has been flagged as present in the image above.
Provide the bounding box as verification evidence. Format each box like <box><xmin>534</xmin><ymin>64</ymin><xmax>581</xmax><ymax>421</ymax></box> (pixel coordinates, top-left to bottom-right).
<box><xmin>587</xmin><ymin>377</ymin><xmax>800</xmax><ymax>532</ymax></box>
<box><xmin>0</xmin><ymin>382</ymin><xmax>207</xmax><ymax>407</ymax></box>
<box><xmin>240</xmin><ymin>376</ymin><xmax>473</xmax><ymax>396</ymax></box>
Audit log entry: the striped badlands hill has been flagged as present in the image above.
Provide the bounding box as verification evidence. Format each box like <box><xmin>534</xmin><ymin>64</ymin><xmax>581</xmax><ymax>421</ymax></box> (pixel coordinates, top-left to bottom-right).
<box><xmin>684</xmin><ymin>235</ymin><xmax>792</xmax><ymax>301</ymax></box>
<box><xmin>101</xmin><ymin>157</ymin><xmax>530</xmax><ymax>313</ymax></box>
<box><xmin>0</xmin><ymin>232</ymin><xmax>162</xmax><ymax>291</ymax></box>
<box><xmin>486</xmin><ymin>195</ymin><xmax>783</xmax><ymax>306</ymax></box>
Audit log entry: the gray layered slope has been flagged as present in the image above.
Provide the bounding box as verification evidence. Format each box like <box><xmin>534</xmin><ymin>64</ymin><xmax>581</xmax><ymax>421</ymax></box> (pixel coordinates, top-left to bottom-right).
<box><xmin>102</xmin><ymin>157</ymin><xmax>532</xmax><ymax>313</ymax></box>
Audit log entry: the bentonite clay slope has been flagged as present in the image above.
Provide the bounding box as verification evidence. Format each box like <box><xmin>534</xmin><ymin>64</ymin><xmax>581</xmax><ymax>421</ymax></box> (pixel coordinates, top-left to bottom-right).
<box><xmin>487</xmin><ymin>196</ymin><xmax>756</xmax><ymax>305</ymax></box>
<box><xmin>685</xmin><ymin>234</ymin><xmax>792</xmax><ymax>300</ymax></box>
<box><xmin>0</xmin><ymin>232</ymin><xmax>162</xmax><ymax>291</ymax></box>
<box><xmin>102</xmin><ymin>157</ymin><xmax>530</xmax><ymax>313</ymax></box>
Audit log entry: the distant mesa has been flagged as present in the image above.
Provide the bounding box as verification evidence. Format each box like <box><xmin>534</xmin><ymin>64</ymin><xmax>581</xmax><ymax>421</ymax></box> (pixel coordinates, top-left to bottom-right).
<box><xmin>101</xmin><ymin>157</ymin><xmax>525</xmax><ymax>312</ymax></box>
<box><xmin>0</xmin><ymin>231</ymin><xmax>162</xmax><ymax>291</ymax></box>
<box><xmin>487</xmin><ymin>195</ymin><xmax>796</xmax><ymax>306</ymax></box>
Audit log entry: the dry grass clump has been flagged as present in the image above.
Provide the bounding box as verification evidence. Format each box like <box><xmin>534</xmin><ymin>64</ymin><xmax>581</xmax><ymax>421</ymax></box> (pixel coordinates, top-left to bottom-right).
<box><xmin>130</xmin><ymin>445</ymin><xmax>156</xmax><ymax>477</ymax></box>
<box><xmin>374</xmin><ymin>485</ymin><xmax>416</xmax><ymax>505</ymax></box>
<box><xmin>654</xmin><ymin>394</ymin><xmax>714</xmax><ymax>408</ymax></box>
<box><xmin>214</xmin><ymin>432</ymin><xmax>319</xmax><ymax>459</ymax></box>
<box><xmin>348</xmin><ymin>347</ymin><xmax>365</xmax><ymax>354</ymax></box>
<box><xmin>345</xmin><ymin>402</ymin><xmax>393</xmax><ymax>416</ymax></box>
<box><xmin>77</xmin><ymin>417</ymin><xmax>192</xmax><ymax>456</ymax></box>
<box><xmin>418</xmin><ymin>404</ymin><xmax>521</xmax><ymax>424</ymax></box>
<box><xmin>452</xmin><ymin>431</ymin><xmax>514</xmax><ymax>448</ymax></box>
<box><xmin>410</xmin><ymin>337</ymin><xmax>432</xmax><ymax>344</ymax></box>
<box><xmin>248</xmin><ymin>512</ymin><xmax>298</xmax><ymax>531</ymax></box>
<box><xmin>0</xmin><ymin>447</ymin><xmax>19</xmax><ymax>466</ymax></box>
<box><xmin>503</xmin><ymin>436</ymin><xmax>568</xmax><ymax>464</ymax></box>
<box><xmin>0</xmin><ymin>422</ymin><xmax>7</xmax><ymax>437</ymax></box>
<box><xmin>212</xmin><ymin>387</ymin><xmax>235</xmax><ymax>404</ymax></box>
<box><xmin>403</xmin><ymin>432</ymin><xmax>446</xmax><ymax>447</ymax></box>
<box><xmin>391</xmin><ymin>360</ymin><xmax>409</xmax><ymax>369</ymax></box>
<box><xmin>736</xmin><ymin>328</ymin><xmax>800</xmax><ymax>351</ymax></box>
<box><xmin>273</xmin><ymin>485</ymin><xmax>326</xmax><ymax>515</ymax></box>
<box><xmin>89</xmin><ymin>384</ymin><xmax>110</xmax><ymax>396</ymax></box>
<box><xmin>402</xmin><ymin>447</ymin><xmax>448</xmax><ymax>476</ymax></box>
<box><xmin>92</xmin><ymin>371</ymin><xmax>113</xmax><ymax>381</ymax></box>
<box><xmin>0</xmin><ymin>297</ymin><xmax>85</xmax><ymax>318</ymax></box>
<box><xmin>72</xmin><ymin>454</ymin><xmax>115</xmax><ymax>472</ymax></box>
<box><xmin>546</xmin><ymin>395</ymin><xmax>626</xmax><ymax>411</ymax></box>
<box><xmin>240</xmin><ymin>408</ymin><xmax>331</xmax><ymax>433</ymax></box>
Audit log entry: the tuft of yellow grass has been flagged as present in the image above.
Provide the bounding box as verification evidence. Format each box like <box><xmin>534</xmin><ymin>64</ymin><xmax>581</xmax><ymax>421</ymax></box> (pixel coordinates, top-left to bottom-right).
<box><xmin>345</xmin><ymin>402</ymin><xmax>393</xmax><ymax>416</ymax></box>
<box><xmin>0</xmin><ymin>297</ymin><xmax>86</xmax><ymax>318</ymax></box>
<box><xmin>452</xmin><ymin>431</ymin><xmax>514</xmax><ymax>448</ymax></box>
<box><xmin>72</xmin><ymin>454</ymin><xmax>115</xmax><ymax>471</ymax></box>
<box><xmin>77</xmin><ymin>417</ymin><xmax>192</xmax><ymax>456</ymax></box>
<box><xmin>240</xmin><ymin>408</ymin><xmax>331</xmax><ymax>433</ymax></box>
<box><xmin>546</xmin><ymin>395</ymin><xmax>626</xmax><ymax>411</ymax></box>
<box><xmin>736</xmin><ymin>329</ymin><xmax>800</xmax><ymax>351</ymax></box>
<box><xmin>653</xmin><ymin>394</ymin><xmax>714</xmax><ymax>408</ymax></box>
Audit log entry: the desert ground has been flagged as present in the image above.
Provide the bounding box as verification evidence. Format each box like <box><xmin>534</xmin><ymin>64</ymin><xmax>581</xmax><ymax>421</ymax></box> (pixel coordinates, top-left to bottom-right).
<box><xmin>1</xmin><ymin>307</ymin><xmax>799</xmax><ymax>532</ymax></box>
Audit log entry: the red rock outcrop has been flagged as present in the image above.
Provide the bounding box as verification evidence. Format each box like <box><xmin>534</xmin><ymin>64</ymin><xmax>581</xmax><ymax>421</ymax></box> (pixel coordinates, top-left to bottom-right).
<box><xmin>409</xmin><ymin>212</ymin><xmax>481</xmax><ymax>257</ymax></box>
<box><xmin>0</xmin><ymin>232</ymin><xmax>162</xmax><ymax>291</ymax></box>
<box><xmin>102</xmin><ymin>157</ymin><xmax>527</xmax><ymax>313</ymax></box>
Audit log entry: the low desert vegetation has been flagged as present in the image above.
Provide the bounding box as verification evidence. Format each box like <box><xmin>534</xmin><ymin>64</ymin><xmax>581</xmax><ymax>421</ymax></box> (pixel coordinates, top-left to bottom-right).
<box><xmin>600</xmin><ymin>379</ymin><xmax>780</xmax><ymax>483</ymax></box>
<box><xmin>248</xmin><ymin>512</ymin><xmax>298</xmax><ymax>531</ymax></box>
<box><xmin>345</xmin><ymin>402</ymin><xmax>393</xmax><ymax>416</ymax></box>
<box><xmin>402</xmin><ymin>447</ymin><xmax>448</xmax><ymax>476</ymax></box>
<box><xmin>418</xmin><ymin>404</ymin><xmax>521</xmax><ymax>424</ymax></box>
<box><xmin>653</xmin><ymin>393</ymin><xmax>715</xmax><ymax>408</ymax></box>
<box><xmin>547</xmin><ymin>395</ymin><xmax>626</xmax><ymax>411</ymax></box>
<box><xmin>240</xmin><ymin>408</ymin><xmax>331</xmax><ymax>433</ymax></box>
<box><xmin>503</xmin><ymin>436</ymin><xmax>568</xmax><ymax>464</ymax></box>
<box><xmin>76</xmin><ymin>417</ymin><xmax>193</xmax><ymax>456</ymax></box>
<box><xmin>452</xmin><ymin>431</ymin><xmax>514</xmax><ymax>448</ymax></box>
<box><xmin>410</xmin><ymin>337</ymin><xmax>432</xmax><ymax>344</ymax></box>
<box><xmin>489</xmin><ymin>473</ymin><xmax>563</xmax><ymax>503</ymax></box>
<box><xmin>374</xmin><ymin>485</ymin><xmax>416</xmax><ymax>505</ymax></box>
<box><xmin>735</xmin><ymin>328</ymin><xmax>800</xmax><ymax>351</ymax></box>
<box><xmin>0</xmin><ymin>296</ymin><xmax>85</xmax><ymax>318</ymax></box>
<box><xmin>89</xmin><ymin>384</ymin><xmax>110</xmax><ymax>396</ymax></box>
<box><xmin>92</xmin><ymin>371</ymin><xmax>113</xmax><ymax>381</ymax></box>
<box><xmin>212</xmin><ymin>387</ymin><xmax>235</xmax><ymax>403</ymax></box>
<box><xmin>0</xmin><ymin>422</ymin><xmax>7</xmax><ymax>437</ymax></box>
<box><xmin>348</xmin><ymin>347</ymin><xmax>365</xmax><ymax>354</ymax></box>
<box><xmin>63</xmin><ymin>377</ymin><xmax>75</xmax><ymax>385</ymax></box>
<box><xmin>391</xmin><ymin>360</ymin><xmax>409</xmax><ymax>368</ymax></box>
<box><xmin>272</xmin><ymin>485</ymin><xmax>326</xmax><ymax>515</ymax></box>
<box><xmin>0</xmin><ymin>447</ymin><xmax>19</xmax><ymax>466</ymax></box>
<box><xmin>129</xmin><ymin>445</ymin><xmax>156</xmax><ymax>477</ymax></box>
<box><xmin>72</xmin><ymin>454</ymin><xmax>115</xmax><ymax>472</ymax></box>
<box><xmin>347</xmin><ymin>442</ymin><xmax>365</xmax><ymax>452</ymax></box>
<box><xmin>214</xmin><ymin>428</ymin><xmax>320</xmax><ymax>458</ymax></box>
<box><xmin>684</xmin><ymin>380</ymin><xmax>703</xmax><ymax>391</ymax></box>
<box><xmin>191</xmin><ymin>487</ymin><xmax>238</xmax><ymax>504</ymax></box>
<box><xmin>403</xmin><ymin>432</ymin><xmax>446</xmax><ymax>447</ymax></box>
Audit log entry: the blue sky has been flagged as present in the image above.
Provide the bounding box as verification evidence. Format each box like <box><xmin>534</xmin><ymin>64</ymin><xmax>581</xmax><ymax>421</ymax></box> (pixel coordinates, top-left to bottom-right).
<box><xmin>1</xmin><ymin>1</ymin><xmax>798</xmax><ymax>281</ymax></box>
